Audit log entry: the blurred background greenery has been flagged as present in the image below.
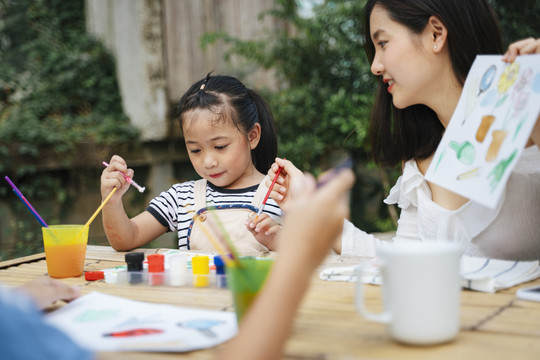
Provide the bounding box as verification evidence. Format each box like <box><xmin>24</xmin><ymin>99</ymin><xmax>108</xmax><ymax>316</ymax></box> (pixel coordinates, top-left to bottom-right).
<box><xmin>0</xmin><ymin>0</ymin><xmax>538</xmax><ymax>261</ymax></box>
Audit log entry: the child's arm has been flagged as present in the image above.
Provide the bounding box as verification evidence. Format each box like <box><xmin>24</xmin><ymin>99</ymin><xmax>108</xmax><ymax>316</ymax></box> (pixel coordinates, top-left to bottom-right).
<box><xmin>245</xmin><ymin>213</ymin><xmax>281</xmax><ymax>251</ymax></box>
<box><xmin>266</xmin><ymin>157</ymin><xmax>305</xmax><ymax>212</ymax></box>
<box><xmin>18</xmin><ymin>277</ymin><xmax>81</xmax><ymax>310</ymax></box>
<box><xmin>101</xmin><ymin>156</ymin><xmax>167</xmax><ymax>251</ymax></box>
<box><xmin>220</xmin><ymin>169</ymin><xmax>355</xmax><ymax>360</ymax></box>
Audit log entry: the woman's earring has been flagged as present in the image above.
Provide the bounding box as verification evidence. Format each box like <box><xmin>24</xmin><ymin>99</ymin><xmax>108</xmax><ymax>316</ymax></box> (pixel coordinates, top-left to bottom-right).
<box><xmin>433</xmin><ymin>44</ymin><xmax>438</xmax><ymax>49</ymax></box>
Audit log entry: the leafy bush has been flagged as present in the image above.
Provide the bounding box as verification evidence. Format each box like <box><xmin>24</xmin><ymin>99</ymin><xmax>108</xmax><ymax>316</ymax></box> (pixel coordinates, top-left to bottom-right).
<box><xmin>0</xmin><ymin>0</ymin><xmax>140</xmax><ymax>259</ymax></box>
<box><xmin>492</xmin><ymin>0</ymin><xmax>540</xmax><ymax>46</ymax></box>
<box><xmin>0</xmin><ymin>0</ymin><xmax>140</xmax><ymax>176</ymax></box>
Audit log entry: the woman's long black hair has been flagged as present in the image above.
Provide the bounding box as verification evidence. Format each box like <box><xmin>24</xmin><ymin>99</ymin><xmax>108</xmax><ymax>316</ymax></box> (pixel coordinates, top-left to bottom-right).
<box><xmin>363</xmin><ymin>0</ymin><xmax>503</xmax><ymax>167</ymax></box>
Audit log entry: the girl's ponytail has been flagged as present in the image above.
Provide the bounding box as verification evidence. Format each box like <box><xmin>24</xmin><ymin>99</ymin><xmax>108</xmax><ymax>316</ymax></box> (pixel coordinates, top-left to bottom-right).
<box><xmin>248</xmin><ymin>89</ymin><xmax>278</xmax><ymax>174</ymax></box>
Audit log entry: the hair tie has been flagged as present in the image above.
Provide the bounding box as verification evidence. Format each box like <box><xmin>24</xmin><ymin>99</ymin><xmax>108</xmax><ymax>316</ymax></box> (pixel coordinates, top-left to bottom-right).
<box><xmin>198</xmin><ymin>72</ymin><xmax>212</xmax><ymax>93</ymax></box>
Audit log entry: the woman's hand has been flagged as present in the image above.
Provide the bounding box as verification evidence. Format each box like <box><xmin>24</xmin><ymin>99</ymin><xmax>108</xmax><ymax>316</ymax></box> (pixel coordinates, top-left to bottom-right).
<box><xmin>219</xmin><ymin>169</ymin><xmax>355</xmax><ymax>360</ymax></box>
<box><xmin>277</xmin><ymin>168</ymin><xmax>355</xmax><ymax>271</ymax></box>
<box><xmin>502</xmin><ymin>37</ymin><xmax>540</xmax><ymax>63</ymax></box>
<box><xmin>266</xmin><ymin>158</ymin><xmax>305</xmax><ymax>212</ymax></box>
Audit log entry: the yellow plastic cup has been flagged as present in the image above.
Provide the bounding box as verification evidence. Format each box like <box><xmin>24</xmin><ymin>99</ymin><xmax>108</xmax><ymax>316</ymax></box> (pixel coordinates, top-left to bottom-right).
<box><xmin>226</xmin><ymin>257</ymin><xmax>274</xmax><ymax>323</ymax></box>
<box><xmin>42</xmin><ymin>225</ymin><xmax>88</xmax><ymax>278</ymax></box>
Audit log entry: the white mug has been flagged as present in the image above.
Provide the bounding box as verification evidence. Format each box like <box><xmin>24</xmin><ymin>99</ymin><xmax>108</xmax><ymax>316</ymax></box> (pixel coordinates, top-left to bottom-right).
<box><xmin>356</xmin><ymin>241</ymin><xmax>462</xmax><ymax>345</ymax></box>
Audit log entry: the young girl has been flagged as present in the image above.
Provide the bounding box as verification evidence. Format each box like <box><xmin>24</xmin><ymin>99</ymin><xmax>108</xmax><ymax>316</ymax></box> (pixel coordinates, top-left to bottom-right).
<box><xmin>101</xmin><ymin>74</ymin><xmax>282</xmax><ymax>253</ymax></box>
<box><xmin>263</xmin><ymin>1</ymin><xmax>540</xmax><ymax>261</ymax></box>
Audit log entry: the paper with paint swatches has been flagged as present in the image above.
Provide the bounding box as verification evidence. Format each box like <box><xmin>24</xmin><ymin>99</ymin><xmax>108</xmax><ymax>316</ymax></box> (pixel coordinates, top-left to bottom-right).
<box><xmin>45</xmin><ymin>292</ymin><xmax>237</xmax><ymax>352</ymax></box>
<box><xmin>426</xmin><ymin>54</ymin><xmax>540</xmax><ymax>209</ymax></box>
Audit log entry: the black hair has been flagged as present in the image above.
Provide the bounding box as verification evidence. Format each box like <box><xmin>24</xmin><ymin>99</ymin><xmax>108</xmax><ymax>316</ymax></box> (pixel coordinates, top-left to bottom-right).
<box><xmin>175</xmin><ymin>73</ymin><xmax>278</xmax><ymax>174</ymax></box>
<box><xmin>363</xmin><ymin>0</ymin><xmax>503</xmax><ymax>167</ymax></box>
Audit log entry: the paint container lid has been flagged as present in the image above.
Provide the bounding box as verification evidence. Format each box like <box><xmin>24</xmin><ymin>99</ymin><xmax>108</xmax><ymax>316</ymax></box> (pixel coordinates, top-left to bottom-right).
<box><xmin>147</xmin><ymin>254</ymin><xmax>165</xmax><ymax>273</ymax></box>
<box><xmin>105</xmin><ymin>271</ymin><xmax>118</xmax><ymax>284</ymax></box>
<box><xmin>84</xmin><ymin>271</ymin><xmax>104</xmax><ymax>281</ymax></box>
<box><xmin>125</xmin><ymin>252</ymin><xmax>145</xmax><ymax>271</ymax></box>
<box><xmin>214</xmin><ymin>255</ymin><xmax>226</xmax><ymax>275</ymax></box>
<box><xmin>169</xmin><ymin>254</ymin><xmax>188</xmax><ymax>287</ymax></box>
<box><xmin>192</xmin><ymin>255</ymin><xmax>210</xmax><ymax>275</ymax></box>
<box><xmin>169</xmin><ymin>254</ymin><xmax>187</xmax><ymax>270</ymax></box>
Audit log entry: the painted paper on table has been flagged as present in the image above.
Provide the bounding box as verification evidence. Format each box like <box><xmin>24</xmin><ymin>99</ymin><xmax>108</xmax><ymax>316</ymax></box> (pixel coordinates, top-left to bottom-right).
<box><xmin>425</xmin><ymin>54</ymin><xmax>540</xmax><ymax>208</ymax></box>
<box><xmin>45</xmin><ymin>292</ymin><xmax>237</xmax><ymax>352</ymax></box>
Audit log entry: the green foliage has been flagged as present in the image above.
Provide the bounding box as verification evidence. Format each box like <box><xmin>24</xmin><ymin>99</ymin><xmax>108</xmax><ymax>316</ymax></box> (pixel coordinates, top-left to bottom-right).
<box><xmin>0</xmin><ymin>0</ymin><xmax>140</xmax><ymax>175</ymax></box>
<box><xmin>204</xmin><ymin>0</ymin><xmax>375</xmax><ymax>168</ymax></box>
<box><xmin>491</xmin><ymin>0</ymin><xmax>540</xmax><ymax>47</ymax></box>
<box><xmin>0</xmin><ymin>0</ymin><xmax>140</xmax><ymax>259</ymax></box>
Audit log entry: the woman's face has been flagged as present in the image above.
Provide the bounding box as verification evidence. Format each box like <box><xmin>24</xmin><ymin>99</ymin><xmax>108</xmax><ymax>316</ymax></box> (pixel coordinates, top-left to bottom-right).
<box><xmin>369</xmin><ymin>5</ymin><xmax>440</xmax><ymax>109</ymax></box>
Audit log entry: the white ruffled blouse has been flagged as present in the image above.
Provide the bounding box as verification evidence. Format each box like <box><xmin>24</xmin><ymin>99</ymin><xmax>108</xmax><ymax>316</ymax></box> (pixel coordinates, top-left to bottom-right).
<box><xmin>341</xmin><ymin>146</ymin><xmax>540</xmax><ymax>261</ymax></box>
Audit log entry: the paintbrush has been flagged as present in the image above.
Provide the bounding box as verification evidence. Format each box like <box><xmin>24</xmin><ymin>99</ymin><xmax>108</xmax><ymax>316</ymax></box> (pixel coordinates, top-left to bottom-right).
<box><xmin>5</xmin><ymin>176</ymin><xmax>49</xmax><ymax>227</ymax></box>
<box><xmin>316</xmin><ymin>157</ymin><xmax>354</xmax><ymax>188</ymax></box>
<box><xmin>194</xmin><ymin>214</ymin><xmax>235</xmax><ymax>267</ymax></box>
<box><xmin>103</xmin><ymin>161</ymin><xmax>146</xmax><ymax>193</ymax></box>
<box><xmin>254</xmin><ymin>165</ymin><xmax>283</xmax><ymax>222</ymax></box>
<box><xmin>206</xmin><ymin>207</ymin><xmax>241</xmax><ymax>263</ymax></box>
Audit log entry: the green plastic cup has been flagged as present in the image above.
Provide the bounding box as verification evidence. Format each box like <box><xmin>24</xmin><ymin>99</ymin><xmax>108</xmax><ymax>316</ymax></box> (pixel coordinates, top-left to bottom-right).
<box><xmin>226</xmin><ymin>257</ymin><xmax>274</xmax><ymax>323</ymax></box>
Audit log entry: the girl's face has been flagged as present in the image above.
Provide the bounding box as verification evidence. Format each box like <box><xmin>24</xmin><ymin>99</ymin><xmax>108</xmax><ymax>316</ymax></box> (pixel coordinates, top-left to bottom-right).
<box><xmin>369</xmin><ymin>5</ymin><xmax>440</xmax><ymax>109</ymax></box>
<box><xmin>182</xmin><ymin>109</ymin><xmax>262</xmax><ymax>189</ymax></box>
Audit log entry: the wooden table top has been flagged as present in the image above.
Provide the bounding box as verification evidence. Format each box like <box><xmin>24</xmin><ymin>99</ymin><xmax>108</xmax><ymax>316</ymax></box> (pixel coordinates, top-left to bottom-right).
<box><xmin>1</xmin><ymin>245</ymin><xmax>539</xmax><ymax>360</ymax></box>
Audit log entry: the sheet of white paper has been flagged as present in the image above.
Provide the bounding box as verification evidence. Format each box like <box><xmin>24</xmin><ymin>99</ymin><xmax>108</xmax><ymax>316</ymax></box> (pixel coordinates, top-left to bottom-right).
<box><xmin>425</xmin><ymin>54</ymin><xmax>540</xmax><ymax>208</ymax></box>
<box><xmin>44</xmin><ymin>292</ymin><xmax>237</xmax><ymax>352</ymax></box>
<box><xmin>320</xmin><ymin>256</ymin><xmax>540</xmax><ymax>293</ymax></box>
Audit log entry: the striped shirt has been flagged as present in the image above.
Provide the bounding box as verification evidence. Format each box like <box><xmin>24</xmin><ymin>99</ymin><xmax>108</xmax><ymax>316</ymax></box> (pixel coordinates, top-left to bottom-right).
<box><xmin>146</xmin><ymin>180</ymin><xmax>282</xmax><ymax>249</ymax></box>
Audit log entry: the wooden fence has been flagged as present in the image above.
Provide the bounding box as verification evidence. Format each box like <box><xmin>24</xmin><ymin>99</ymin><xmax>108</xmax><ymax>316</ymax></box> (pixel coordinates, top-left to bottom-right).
<box><xmin>86</xmin><ymin>0</ymin><xmax>283</xmax><ymax>141</ymax></box>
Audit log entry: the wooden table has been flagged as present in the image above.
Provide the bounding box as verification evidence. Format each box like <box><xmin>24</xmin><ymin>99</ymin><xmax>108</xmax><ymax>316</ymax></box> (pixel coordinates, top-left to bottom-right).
<box><xmin>1</xmin><ymin>245</ymin><xmax>539</xmax><ymax>359</ymax></box>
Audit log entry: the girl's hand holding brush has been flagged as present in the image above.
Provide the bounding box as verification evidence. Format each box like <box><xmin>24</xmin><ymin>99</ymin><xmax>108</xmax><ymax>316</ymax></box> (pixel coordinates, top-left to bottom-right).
<box><xmin>100</xmin><ymin>155</ymin><xmax>135</xmax><ymax>203</ymax></box>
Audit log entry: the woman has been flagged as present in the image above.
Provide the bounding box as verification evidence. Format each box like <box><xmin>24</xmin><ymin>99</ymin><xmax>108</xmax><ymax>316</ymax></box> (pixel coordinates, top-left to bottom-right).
<box><xmin>264</xmin><ymin>0</ymin><xmax>540</xmax><ymax>261</ymax></box>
